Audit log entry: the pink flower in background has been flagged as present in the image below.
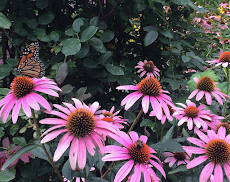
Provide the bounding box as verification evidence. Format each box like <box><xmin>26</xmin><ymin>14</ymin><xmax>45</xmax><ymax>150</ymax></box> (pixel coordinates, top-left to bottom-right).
<box><xmin>40</xmin><ymin>98</ymin><xmax>117</xmax><ymax>170</ymax></box>
<box><xmin>207</xmin><ymin>51</ymin><xmax>230</xmax><ymax>67</ymax></box>
<box><xmin>162</xmin><ymin>152</ymin><xmax>190</xmax><ymax>167</ymax></box>
<box><xmin>135</xmin><ymin>60</ymin><xmax>160</xmax><ymax>78</ymax></box>
<box><xmin>0</xmin><ymin>137</ymin><xmax>33</xmax><ymax>169</ymax></box>
<box><xmin>97</xmin><ymin>106</ymin><xmax>128</xmax><ymax>129</ymax></box>
<box><xmin>102</xmin><ymin>131</ymin><xmax>166</xmax><ymax>182</ymax></box>
<box><xmin>116</xmin><ymin>76</ymin><xmax>174</xmax><ymax>120</ymax></box>
<box><xmin>188</xmin><ymin>76</ymin><xmax>228</xmax><ymax>105</ymax></box>
<box><xmin>183</xmin><ymin>127</ymin><xmax>230</xmax><ymax>182</ymax></box>
<box><xmin>0</xmin><ymin>76</ymin><xmax>61</xmax><ymax>123</ymax></box>
<box><xmin>173</xmin><ymin>100</ymin><xmax>211</xmax><ymax>130</ymax></box>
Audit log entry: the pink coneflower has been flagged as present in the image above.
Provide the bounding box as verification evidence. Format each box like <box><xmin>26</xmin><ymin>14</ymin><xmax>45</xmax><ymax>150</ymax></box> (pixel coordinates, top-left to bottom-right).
<box><xmin>162</xmin><ymin>152</ymin><xmax>190</xmax><ymax>167</ymax></box>
<box><xmin>102</xmin><ymin>131</ymin><xmax>166</xmax><ymax>182</ymax></box>
<box><xmin>149</xmin><ymin>104</ymin><xmax>175</xmax><ymax>124</ymax></box>
<box><xmin>215</xmin><ymin>122</ymin><xmax>230</xmax><ymax>135</ymax></box>
<box><xmin>0</xmin><ymin>137</ymin><xmax>33</xmax><ymax>169</ymax></box>
<box><xmin>97</xmin><ymin>106</ymin><xmax>128</xmax><ymax>129</ymax></box>
<box><xmin>0</xmin><ymin>76</ymin><xmax>61</xmax><ymax>123</ymax></box>
<box><xmin>116</xmin><ymin>76</ymin><xmax>174</xmax><ymax>119</ymax></box>
<box><xmin>188</xmin><ymin>76</ymin><xmax>228</xmax><ymax>105</ymax></box>
<box><xmin>135</xmin><ymin>60</ymin><xmax>160</xmax><ymax>78</ymax></box>
<box><xmin>183</xmin><ymin>127</ymin><xmax>230</xmax><ymax>182</ymax></box>
<box><xmin>219</xmin><ymin>20</ymin><xmax>228</xmax><ymax>30</ymax></box>
<box><xmin>207</xmin><ymin>51</ymin><xmax>230</xmax><ymax>67</ymax></box>
<box><xmin>220</xmin><ymin>1</ymin><xmax>228</xmax><ymax>8</ymax></box>
<box><xmin>173</xmin><ymin>100</ymin><xmax>211</xmax><ymax>130</ymax></box>
<box><xmin>39</xmin><ymin>98</ymin><xmax>117</xmax><ymax>170</ymax></box>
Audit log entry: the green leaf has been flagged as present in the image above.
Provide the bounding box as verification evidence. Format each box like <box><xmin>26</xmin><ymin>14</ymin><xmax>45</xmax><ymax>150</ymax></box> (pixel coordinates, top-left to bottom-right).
<box><xmin>65</xmin><ymin>28</ymin><xmax>76</xmax><ymax>36</ymax></box>
<box><xmin>72</xmin><ymin>18</ymin><xmax>84</xmax><ymax>33</ymax></box>
<box><xmin>33</xmin><ymin>28</ymin><xmax>46</xmax><ymax>36</ymax></box>
<box><xmin>160</xmin><ymin>30</ymin><xmax>173</xmax><ymax>39</ymax></box>
<box><xmin>180</xmin><ymin>40</ymin><xmax>193</xmax><ymax>48</ymax></box>
<box><xmin>75</xmin><ymin>42</ymin><xmax>89</xmax><ymax>58</ymax></box>
<box><xmin>36</xmin><ymin>0</ymin><xmax>48</xmax><ymax>10</ymax></box>
<box><xmin>87</xmin><ymin>177</ymin><xmax>110</xmax><ymax>182</ymax></box>
<box><xmin>168</xmin><ymin>165</ymin><xmax>188</xmax><ymax>174</ymax></box>
<box><xmin>100</xmin><ymin>31</ymin><xmax>114</xmax><ymax>42</ymax></box>
<box><xmin>2</xmin><ymin>144</ymin><xmax>38</xmax><ymax>170</ymax></box>
<box><xmin>0</xmin><ymin>169</ymin><xmax>16</xmax><ymax>182</ymax></box>
<box><xmin>90</xmin><ymin>37</ymin><xmax>106</xmax><ymax>53</ymax></box>
<box><xmin>0</xmin><ymin>12</ymin><xmax>12</xmax><ymax>29</ymax></box>
<box><xmin>27</xmin><ymin>19</ymin><xmax>38</xmax><ymax>29</ymax></box>
<box><xmin>61</xmin><ymin>84</ymin><xmax>73</xmax><ymax>95</ymax></box>
<box><xmin>30</xmin><ymin>144</ymin><xmax>51</xmax><ymax>161</ymax></box>
<box><xmin>14</xmin><ymin>28</ymin><xmax>28</xmax><ymax>36</ymax></box>
<box><xmin>149</xmin><ymin>140</ymin><xmax>185</xmax><ymax>152</ymax></box>
<box><xmin>0</xmin><ymin>65</ymin><xmax>12</xmax><ymax>79</ymax></box>
<box><xmin>38</xmin><ymin>11</ymin><xmax>55</xmax><ymax>25</ymax></box>
<box><xmin>10</xmin><ymin>124</ymin><xmax>19</xmax><ymax>136</ymax></box>
<box><xmin>55</xmin><ymin>62</ymin><xmax>69</xmax><ymax>84</ymax></box>
<box><xmin>162</xmin><ymin>125</ymin><xmax>175</xmax><ymax>142</ymax></box>
<box><xmin>90</xmin><ymin>16</ymin><xmax>99</xmax><ymax>26</ymax></box>
<box><xmin>0</xmin><ymin>88</ymin><xmax>10</xmax><ymax>96</ymax></box>
<box><xmin>49</xmin><ymin>31</ymin><xmax>59</xmax><ymax>41</ymax></box>
<box><xmin>61</xmin><ymin>38</ymin><xmax>81</xmax><ymax>56</ymax></box>
<box><xmin>83</xmin><ymin>58</ymin><xmax>98</xmax><ymax>69</ymax></box>
<box><xmin>62</xmin><ymin>160</ymin><xmax>75</xmax><ymax>182</ymax></box>
<box><xmin>81</xmin><ymin>26</ymin><xmax>98</xmax><ymax>42</ymax></box>
<box><xmin>105</xmin><ymin>64</ymin><xmax>124</xmax><ymax>75</ymax></box>
<box><xmin>0</xmin><ymin>0</ymin><xmax>8</xmax><ymax>11</ymax></box>
<box><xmin>182</xmin><ymin>55</ymin><xmax>190</xmax><ymax>62</ymax></box>
<box><xmin>144</xmin><ymin>30</ymin><xmax>158</xmax><ymax>46</ymax></box>
<box><xmin>140</xmin><ymin>119</ymin><xmax>153</xmax><ymax>127</ymax></box>
<box><xmin>13</xmin><ymin>137</ymin><xmax>27</xmax><ymax>146</ymax></box>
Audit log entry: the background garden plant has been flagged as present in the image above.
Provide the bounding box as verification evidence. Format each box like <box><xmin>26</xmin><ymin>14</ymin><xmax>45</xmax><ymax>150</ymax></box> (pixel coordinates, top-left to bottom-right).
<box><xmin>1</xmin><ymin>0</ymin><xmax>230</xmax><ymax>181</ymax></box>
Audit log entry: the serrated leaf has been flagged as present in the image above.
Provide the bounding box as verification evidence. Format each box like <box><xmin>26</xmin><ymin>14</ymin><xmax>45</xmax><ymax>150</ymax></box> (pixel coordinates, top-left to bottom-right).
<box><xmin>81</xmin><ymin>26</ymin><xmax>98</xmax><ymax>42</ymax></box>
<box><xmin>105</xmin><ymin>64</ymin><xmax>124</xmax><ymax>75</ymax></box>
<box><xmin>2</xmin><ymin>144</ymin><xmax>38</xmax><ymax>170</ymax></box>
<box><xmin>144</xmin><ymin>30</ymin><xmax>158</xmax><ymax>46</ymax></box>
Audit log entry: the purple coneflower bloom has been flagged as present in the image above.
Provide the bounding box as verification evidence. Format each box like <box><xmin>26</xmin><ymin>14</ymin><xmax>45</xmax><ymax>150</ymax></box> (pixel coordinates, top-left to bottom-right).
<box><xmin>135</xmin><ymin>60</ymin><xmax>160</xmax><ymax>78</ymax></box>
<box><xmin>188</xmin><ymin>76</ymin><xmax>228</xmax><ymax>105</ymax></box>
<box><xmin>183</xmin><ymin>127</ymin><xmax>230</xmax><ymax>182</ymax></box>
<box><xmin>162</xmin><ymin>152</ymin><xmax>190</xmax><ymax>167</ymax></box>
<box><xmin>102</xmin><ymin>131</ymin><xmax>166</xmax><ymax>182</ymax></box>
<box><xmin>0</xmin><ymin>76</ymin><xmax>61</xmax><ymax>123</ymax></box>
<box><xmin>39</xmin><ymin>98</ymin><xmax>117</xmax><ymax>170</ymax></box>
<box><xmin>207</xmin><ymin>51</ymin><xmax>230</xmax><ymax>67</ymax></box>
<box><xmin>173</xmin><ymin>100</ymin><xmax>211</xmax><ymax>130</ymax></box>
<box><xmin>0</xmin><ymin>137</ymin><xmax>33</xmax><ymax>169</ymax></box>
<box><xmin>116</xmin><ymin>76</ymin><xmax>174</xmax><ymax>119</ymax></box>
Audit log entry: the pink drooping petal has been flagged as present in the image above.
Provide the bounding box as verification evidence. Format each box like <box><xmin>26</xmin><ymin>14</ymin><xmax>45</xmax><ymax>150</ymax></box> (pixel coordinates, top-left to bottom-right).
<box><xmin>108</xmin><ymin>132</ymin><xmax>131</xmax><ymax>148</ymax></box>
<box><xmin>102</xmin><ymin>153</ymin><xmax>131</xmax><ymax>161</ymax></box>
<box><xmin>12</xmin><ymin>98</ymin><xmax>22</xmax><ymax>124</ymax></box>
<box><xmin>72</xmin><ymin>98</ymin><xmax>83</xmax><ymax>108</ymax></box>
<box><xmin>224</xmin><ymin>163</ymin><xmax>230</xmax><ymax>181</ymax></box>
<box><xmin>142</xmin><ymin>164</ymin><xmax>151</xmax><ymax>182</ymax></box>
<box><xmin>188</xmin><ymin>89</ymin><xmax>199</xmax><ymax>99</ymax></box>
<box><xmin>166</xmin><ymin>157</ymin><xmax>177</xmax><ymax>167</ymax></box>
<box><xmin>21</xmin><ymin>98</ymin><xmax>31</xmax><ymax>117</ymax></box>
<box><xmin>212</xmin><ymin>92</ymin><xmax>223</xmax><ymax>104</ymax></box>
<box><xmin>205</xmin><ymin>92</ymin><xmax>212</xmax><ymax>105</ymax></box>
<box><xmin>69</xmin><ymin>138</ymin><xmax>79</xmax><ymax>170</ymax></box>
<box><xmin>1</xmin><ymin>98</ymin><xmax>16</xmax><ymax>123</ymax></box>
<box><xmin>148</xmin><ymin>164</ymin><xmax>161</xmax><ymax>181</ymax></box>
<box><xmin>30</xmin><ymin>92</ymin><xmax>51</xmax><ymax>111</ymax></box>
<box><xmin>124</xmin><ymin>92</ymin><xmax>142</xmax><ymax>110</ymax></box>
<box><xmin>0</xmin><ymin>93</ymin><xmax>14</xmax><ymax>107</ymax></box>
<box><xmin>214</xmin><ymin>163</ymin><xmax>223</xmax><ymax>182</ymax></box>
<box><xmin>104</xmin><ymin>145</ymin><xmax>129</xmax><ymax>154</ymax></box>
<box><xmin>89</xmin><ymin>102</ymin><xmax>99</xmax><ymax>114</ymax></box>
<box><xmin>178</xmin><ymin>117</ymin><xmax>187</xmax><ymax>126</ymax></box>
<box><xmin>41</xmin><ymin>125</ymin><xmax>65</xmax><ymax>137</ymax></box>
<box><xmin>39</xmin><ymin>118</ymin><xmax>67</xmax><ymax>125</ymax></box>
<box><xmin>149</xmin><ymin>159</ymin><xmax>166</xmax><ymax>178</ymax></box>
<box><xmin>199</xmin><ymin>162</ymin><xmax>215</xmax><ymax>181</ymax></box>
<box><xmin>187</xmin><ymin>119</ymin><xmax>193</xmax><ymax>130</ymax></box>
<box><xmin>162</xmin><ymin>152</ymin><xmax>173</xmax><ymax>157</ymax></box>
<box><xmin>78</xmin><ymin>137</ymin><xmax>86</xmax><ymax>169</ymax></box>
<box><xmin>150</xmin><ymin>96</ymin><xmax>162</xmax><ymax>120</ymax></box>
<box><xmin>41</xmin><ymin>129</ymin><xmax>68</xmax><ymax>143</ymax></box>
<box><xmin>116</xmin><ymin>85</ymin><xmax>138</xmax><ymax>90</ymax></box>
<box><xmin>186</xmin><ymin>155</ymin><xmax>208</xmax><ymax>169</ymax></box>
<box><xmin>140</xmin><ymin>135</ymin><xmax>148</xmax><ymax>144</ymax></box>
<box><xmin>142</xmin><ymin>95</ymin><xmax>150</xmax><ymax>113</ymax></box>
<box><xmin>62</xmin><ymin>102</ymin><xmax>76</xmax><ymax>112</ymax></box>
<box><xmin>84</xmin><ymin>135</ymin><xmax>95</xmax><ymax>156</ymax></box>
<box><xmin>130</xmin><ymin>163</ymin><xmax>141</xmax><ymax>182</ymax></box>
<box><xmin>187</xmin><ymin>137</ymin><xmax>206</xmax><ymax>148</ymax></box>
<box><xmin>182</xmin><ymin>146</ymin><xmax>206</xmax><ymax>154</ymax></box>
<box><xmin>129</xmin><ymin>131</ymin><xmax>139</xmax><ymax>143</ymax></box>
<box><xmin>196</xmin><ymin>130</ymin><xmax>211</xmax><ymax>143</ymax></box>
<box><xmin>53</xmin><ymin>134</ymin><xmax>74</xmax><ymax>161</ymax></box>
<box><xmin>53</xmin><ymin>104</ymin><xmax>70</xmax><ymax>115</ymax></box>
<box><xmin>89</xmin><ymin>132</ymin><xmax>104</xmax><ymax>155</ymax></box>
<box><xmin>33</xmin><ymin>87</ymin><xmax>59</xmax><ymax>97</ymax></box>
<box><xmin>196</xmin><ymin>91</ymin><xmax>205</xmax><ymax>101</ymax></box>
<box><xmin>35</xmin><ymin>84</ymin><xmax>61</xmax><ymax>91</ymax></box>
<box><xmin>120</xmin><ymin>91</ymin><xmax>140</xmax><ymax>106</ymax></box>
<box><xmin>43</xmin><ymin>110</ymin><xmax>68</xmax><ymax>120</ymax></box>
<box><xmin>114</xmin><ymin>160</ymin><xmax>134</xmax><ymax>182</ymax></box>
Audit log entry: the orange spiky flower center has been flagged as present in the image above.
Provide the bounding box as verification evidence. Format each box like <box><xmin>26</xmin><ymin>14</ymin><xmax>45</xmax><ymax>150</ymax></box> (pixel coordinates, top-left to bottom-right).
<box><xmin>215</xmin><ymin>122</ymin><xmax>230</xmax><ymax>135</ymax></box>
<box><xmin>101</xmin><ymin>111</ymin><xmax>114</xmax><ymax>122</ymax></box>
<box><xmin>196</xmin><ymin>76</ymin><xmax>215</xmax><ymax>92</ymax></box>
<box><xmin>184</xmin><ymin>106</ymin><xmax>199</xmax><ymax>118</ymax></box>
<box><xmin>138</xmin><ymin>76</ymin><xmax>162</xmax><ymax>96</ymax></box>
<box><xmin>66</xmin><ymin>108</ymin><xmax>95</xmax><ymax>137</ymax></box>
<box><xmin>219</xmin><ymin>51</ymin><xmax>230</xmax><ymax>63</ymax></box>
<box><xmin>11</xmin><ymin>76</ymin><xmax>34</xmax><ymax>99</ymax></box>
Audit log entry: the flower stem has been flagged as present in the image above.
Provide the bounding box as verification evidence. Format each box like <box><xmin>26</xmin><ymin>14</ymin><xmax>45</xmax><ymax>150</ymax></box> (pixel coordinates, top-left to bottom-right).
<box><xmin>101</xmin><ymin>161</ymin><xmax>115</xmax><ymax>179</ymax></box>
<box><xmin>223</xmin><ymin>66</ymin><xmax>229</xmax><ymax>116</ymax></box>
<box><xmin>31</xmin><ymin>109</ymin><xmax>64</xmax><ymax>182</ymax></box>
<box><xmin>128</xmin><ymin>108</ymin><xmax>143</xmax><ymax>134</ymax></box>
<box><xmin>160</xmin><ymin>122</ymin><xmax>165</xmax><ymax>141</ymax></box>
<box><xmin>83</xmin><ymin>167</ymin><xmax>87</xmax><ymax>180</ymax></box>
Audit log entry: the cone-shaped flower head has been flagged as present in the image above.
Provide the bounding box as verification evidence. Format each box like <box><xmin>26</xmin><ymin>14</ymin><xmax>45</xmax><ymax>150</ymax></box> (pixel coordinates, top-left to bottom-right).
<box><xmin>183</xmin><ymin>127</ymin><xmax>230</xmax><ymax>182</ymax></box>
<box><xmin>116</xmin><ymin>76</ymin><xmax>174</xmax><ymax>120</ymax></box>
<box><xmin>207</xmin><ymin>51</ymin><xmax>230</xmax><ymax>67</ymax></box>
<box><xmin>188</xmin><ymin>76</ymin><xmax>228</xmax><ymax>105</ymax></box>
<box><xmin>102</xmin><ymin>131</ymin><xmax>166</xmax><ymax>182</ymax></box>
<box><xmin>215</xmin><ymin>122</ymin><xmax>230</xmax><ymax>135</ymax></box>
<box><xmin>39</xmin><ymin>98</ymin><xmax>117</xmax><ymax>170</ymax></box>
<box><xmin>135</xmin><ymin>60</ymin><xmax>160</xmax><ymax>78</ymax></box>
<box><xmin>0</xmin><ymin>76</ymin><xmax>61</xmax><ymax>123</ymax></box>
<box><xmin>173</xmin><ymin>100</ymin><xmax>211</xmax><ymax>130</ymax></box>
<box><xmin>162</xmin><ymin>152</ymin><xmax>190</xmax><ymax>167</ymax></box>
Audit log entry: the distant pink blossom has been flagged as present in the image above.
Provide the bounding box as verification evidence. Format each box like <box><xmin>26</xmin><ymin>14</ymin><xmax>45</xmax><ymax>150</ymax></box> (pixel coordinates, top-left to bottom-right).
<box><xmin>162</xmin><ymin>152</ymin><xmax>190</xmax><ymax>167</ymax></box>
<box><xmin>135</xmin><ymin>60</ymin><xmax>160</xmax><ymax>78</ymax></box>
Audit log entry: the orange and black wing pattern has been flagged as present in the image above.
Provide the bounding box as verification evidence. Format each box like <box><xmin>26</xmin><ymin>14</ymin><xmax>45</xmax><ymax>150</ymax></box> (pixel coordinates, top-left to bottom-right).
<box><xmin>15</xmin><ymin>42</ymin><xmax>45</xmax><ymax>78</ymax></box>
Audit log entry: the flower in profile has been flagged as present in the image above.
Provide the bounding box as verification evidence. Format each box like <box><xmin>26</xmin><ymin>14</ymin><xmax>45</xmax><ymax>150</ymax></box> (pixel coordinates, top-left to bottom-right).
<box><xmin>149</xmin><ymin>104</ymin><xmax>175</xmax><ymax>124</ymax></box>
<box><xmin>116</xmin><ymin>76</ymin><xmax>174</xmax><ymax>120</ymax></box>
<box><xmin>183</xmin><ymin>127</ymin><xmax>230</xmax><ymax>182</ymax></box>
<box><xmin>215</xmin><ymin>122</ymin><xmax>230</xmax><ymax>135</ymax></box>
<box><xmin>97</xmin><ymin>106</ymin><xmax>128</xmax><ymax>129</ymax></box>
<box><xmin>162</xmin><ymin>152</ymin><xmax>190</xmax><ymax>167</ymax></box>
<box><xmin>39</xmin><ymin>98</ymin><xmax>117</xmax><ymax>170</ymax></box>
<box><xmin>173</xmin><ymin>100</ymin><xmax>211</xmax><ymax>130</ymax></box>
<box><xmin>207</xmin><ymin>51</ymin><xmax>230</xmax><ymax>67</ymax></box>
<box><xmin>102</xmin><ymin>131</ymin><xmax>166</xmax><ymax>182</ymax></box>
<box><xmin>0</xmin><ymin>76</ymin><xmax>61</xmax><ymax>123</ymax></box>
<box><xmin>135</xmin><ymin>60</ymin><xmax>160</xmax><ymax>78</ymax></box>
<box><xmin>0</xmin><ymin>137</ymin><xmax>33</xmax><ymax>169</ymax></box>
<box><xmin>188</xmin><ymin>76</ymin><xmax>228</xmax><ymax>105</ymax></box>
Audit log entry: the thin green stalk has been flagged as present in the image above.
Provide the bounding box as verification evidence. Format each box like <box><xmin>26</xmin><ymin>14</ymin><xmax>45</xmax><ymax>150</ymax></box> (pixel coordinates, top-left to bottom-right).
<box><xmin>223</xmin><ymin>66</ymin><xmax>229</xmax><ymax>116</ymax></box>
<box><xmin>83</xmin><ymin>168</ymin><xmax>87</xmax><ymax>180</ymax></box>
<box><xmin>31</xmin><ymin>109</ymin><xmax>64</xmax><ymax>182</ymax></box>
<box><xmin>101</xmin><ymin>161</ymin><xmax>115</xmax><ymax>179</ymax></box>
<box><xmin>155</xmin><ymin>117</ymin><xmax>159</xmax><ymax>142</ymax></box>
<box><xmin>128</xmin><ymin>108</ymin><xmax>143</xmax><ymax>134</ymax></box>
<box><xmin>160</xmin><ymin>122</ymin><xmax>165</xmax><ymax>141</ymax></box>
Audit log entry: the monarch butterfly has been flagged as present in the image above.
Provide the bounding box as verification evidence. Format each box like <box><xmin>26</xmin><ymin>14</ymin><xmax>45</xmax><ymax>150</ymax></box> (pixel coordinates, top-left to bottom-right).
<box><xmin>14</xmin><ymin>42</ymin><xmax>45</xmax><ymax>78</ymax></box>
